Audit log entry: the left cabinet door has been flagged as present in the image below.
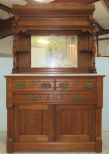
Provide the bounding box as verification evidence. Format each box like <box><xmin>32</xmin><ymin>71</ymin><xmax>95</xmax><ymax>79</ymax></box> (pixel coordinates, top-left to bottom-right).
<box><xmin>13</xmin><ymin>104</ymin><xmax>55</xmax><ymax>142</ymax></box>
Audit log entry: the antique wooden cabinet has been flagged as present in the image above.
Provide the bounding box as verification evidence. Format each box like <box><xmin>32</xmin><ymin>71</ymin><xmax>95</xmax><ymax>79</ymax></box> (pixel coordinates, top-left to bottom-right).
<box><xmin>5</xmin><ymin>2</ymin><xmax>104</xmax><ymax>153</ymax></box>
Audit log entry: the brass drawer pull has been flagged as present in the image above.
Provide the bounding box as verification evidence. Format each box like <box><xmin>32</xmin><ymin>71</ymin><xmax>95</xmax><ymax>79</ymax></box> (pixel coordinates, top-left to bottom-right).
<box><xmin>28</xmin><ymin>95</ymin><xmax>38</xmax><ymax>101</ymax></box>
<box><xmin>41</xmin><ymin>83</ymin><xmax>51</xmax><ymax>89</ymax></box>
<box><xmin>84</xmin><ymin>82</ymin><xmax>93</xmax><ymax>89</ymax></box>
<box><xmin>59</xmin><ymin>82</ymin><xmax>69</xmax><ymax>89</ymax></box>
<box><xmin>15</xmin><ymin>82</ymin><xmax>26</xmax><ymax>89</ymax></box>
<box><xmin>71</xmin><ymin>95</ymin><xmax>81</xmax><ymax>101</ymax></box>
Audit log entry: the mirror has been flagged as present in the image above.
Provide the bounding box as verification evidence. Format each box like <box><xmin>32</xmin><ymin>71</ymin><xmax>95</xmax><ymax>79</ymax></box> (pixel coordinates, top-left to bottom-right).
<box><xmin>31</xmin><ymin>35</ymin><xmax>78</xmax><ymax>68</ymax></box>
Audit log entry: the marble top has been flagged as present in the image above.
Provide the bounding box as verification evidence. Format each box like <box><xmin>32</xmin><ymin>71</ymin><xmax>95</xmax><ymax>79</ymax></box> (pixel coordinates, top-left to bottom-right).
<box><xmin>5</xmin><ymin>74</ymin><xmax>104</xmax><ymax>77</ymax></box>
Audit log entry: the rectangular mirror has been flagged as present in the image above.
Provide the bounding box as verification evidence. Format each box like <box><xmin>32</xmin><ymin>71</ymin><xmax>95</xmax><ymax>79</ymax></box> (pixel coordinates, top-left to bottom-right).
<box><xmin>31</xmin><ymin>35</ymin><xmax>78</xmax><ymax>68</ymax></box>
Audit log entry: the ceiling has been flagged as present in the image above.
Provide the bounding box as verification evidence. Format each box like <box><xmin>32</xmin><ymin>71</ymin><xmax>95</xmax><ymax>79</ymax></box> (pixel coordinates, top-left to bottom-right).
<box><xmin>0</xmin><ymin>0</ymin><xmax>26</xmax><ymax>19</ymax></box>
<box><xmin>94</xmin><ymin>0</ymin><xmax>109</xmax><ymax>30</ymax></box>
<box><xmin>0</xmin><ymin>0</ymin><xmax>109</xmax><ymax>36</ymax></box>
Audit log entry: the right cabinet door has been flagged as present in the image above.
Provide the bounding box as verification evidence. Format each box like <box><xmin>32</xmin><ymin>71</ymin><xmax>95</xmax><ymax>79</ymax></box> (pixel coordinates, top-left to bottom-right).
<box><xmin>56</xmin><ymin>104</ymin><xmax>96</xmax><ymax>142</ymax></box>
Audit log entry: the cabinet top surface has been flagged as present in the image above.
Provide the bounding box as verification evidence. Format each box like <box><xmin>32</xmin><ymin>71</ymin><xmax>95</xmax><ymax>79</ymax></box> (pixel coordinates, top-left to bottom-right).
<box><xmin>5</xmin><ymin>74</ymin><xmax>104</xmax><ymax>77</ymax></box>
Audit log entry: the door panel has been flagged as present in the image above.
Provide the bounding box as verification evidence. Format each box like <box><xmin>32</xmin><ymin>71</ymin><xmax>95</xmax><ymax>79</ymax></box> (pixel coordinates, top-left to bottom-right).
<box><xmin>56</xmin><ymin>104</ymin><xmax>96</xmax><ymax>142</ymax></box>
<box><xmin>14</xmin><ymin>104</ymin><xmax>55</xmax><ymax>142</ymax></box>
<box><xmin>13</xmin><ymin>103</ymin><xmax>96</xmax><ymax>143</ymax></box>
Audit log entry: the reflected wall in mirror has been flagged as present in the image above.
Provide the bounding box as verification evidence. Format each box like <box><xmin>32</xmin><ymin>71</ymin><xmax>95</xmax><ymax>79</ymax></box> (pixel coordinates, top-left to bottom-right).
<box><xmin>31</xmin><ymin>35</ymin><xmax>78</xmax><ymax>68</ymax></box>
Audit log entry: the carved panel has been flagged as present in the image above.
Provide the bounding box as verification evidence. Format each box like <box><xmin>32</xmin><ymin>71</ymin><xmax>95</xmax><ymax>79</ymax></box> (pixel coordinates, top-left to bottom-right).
<box><xmin>56</xmin><ymin>105</ymin><xmax>96</xmax><ymax>142</ymax></box>
<box><xmin>13</xmin><ymin>92</ymin><xmax>96</xmax><ymax>104</ymax></box>
<box><xmin>13</xmin><ymin>104</ymin><xmax>55</xmax><ymax>142</ymax></box>
<box><xmin>56</xmin><ymin>78</ymin><xmax>96</xmax><ymax>91</ymax></box>
<box><xmin>13</xmin><ymin>79</ymin><xmax>54</xmax><ymax>90</ymax></box>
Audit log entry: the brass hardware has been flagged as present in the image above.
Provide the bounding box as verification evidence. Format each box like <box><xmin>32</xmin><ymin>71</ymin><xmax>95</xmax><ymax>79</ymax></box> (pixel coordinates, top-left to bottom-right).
<box><xmin>41</xmin><ymin>83</ymin><xmax>51</xmax><ymax>89</ymax></box>
<box><xmin>71</xmin><ymin>95</ymin><xmax>81</xmax><ymax>101</ymax></box>
<box><xmin>28</xmin><ymin>95</ymin><xmax>38</xmax><ymax>101</ymax></box>
<box><xmin>15</xmin><ymin>82</ymin><xmax>26</xmax><ymax>89</ymax></box>
<box><xmin>84</xmin><ymin>82</ymin><xmax>93</xmax><ymax>89</ymax></box>
<box><xmin>59</xmin><ymin>82</ymin><xmax>69</xmax><ymax>89</ymax></box>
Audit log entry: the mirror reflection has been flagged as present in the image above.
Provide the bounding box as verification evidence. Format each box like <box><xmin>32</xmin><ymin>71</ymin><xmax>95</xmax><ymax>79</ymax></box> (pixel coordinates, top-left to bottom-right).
<box><xmin>31</xmin><ymin>35</ymin><xmax>78</xmax><ymax>68</ymax></box>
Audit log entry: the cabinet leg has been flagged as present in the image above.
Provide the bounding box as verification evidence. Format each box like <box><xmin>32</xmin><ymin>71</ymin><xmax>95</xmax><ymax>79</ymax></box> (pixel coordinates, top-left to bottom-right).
<box><xmin>96</xmin><ymin>138</ymin><xmax>102</xmax><ymax>153</ymax></box>
<box><xmin>7</xmin><ymin>138</ymin><xmax>14</xmax><ymax>153</ymax></box>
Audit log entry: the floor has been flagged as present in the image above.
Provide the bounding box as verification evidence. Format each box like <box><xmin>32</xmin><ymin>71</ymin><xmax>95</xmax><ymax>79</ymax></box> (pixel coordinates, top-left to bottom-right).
<box><xmin>0</xmin><ymin>132</ymin><xmax>109</xmax><ymax>154</ymax></box>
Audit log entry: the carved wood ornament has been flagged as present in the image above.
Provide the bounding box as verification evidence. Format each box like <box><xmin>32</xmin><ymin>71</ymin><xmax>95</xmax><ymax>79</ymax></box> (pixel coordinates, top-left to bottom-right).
<box><xmin>12</xmin><ymin>3</ymin><xmax>96</xmax><ymax>73</ymax></box>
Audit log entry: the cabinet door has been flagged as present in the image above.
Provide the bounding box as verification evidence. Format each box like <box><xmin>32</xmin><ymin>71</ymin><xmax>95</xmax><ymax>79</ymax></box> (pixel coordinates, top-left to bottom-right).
<box><xmin>13</xmin><ymin>104</ymin><xmax>55</xmax><ymax>142</ymax></box>
<box><xmin>56</xmin><ymin>104</ymin><xmax>96</xmax><ymax>142</ymax></box>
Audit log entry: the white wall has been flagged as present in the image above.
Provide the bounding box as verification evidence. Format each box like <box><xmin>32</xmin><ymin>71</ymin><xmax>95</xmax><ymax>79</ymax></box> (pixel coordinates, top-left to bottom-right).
<box><xmin>97</xmin><ymin>34</ymin><xmax>109</xmax><ymax>57</ymax></box>
<box><xmin>0</xmin><ymin>57</ymin><xmax>109</xmax><ymax>131</ymax></box>
<box><xmin>0</xmin><ymin>57</ymin><xmax>13</xmax><ymax>131</ymax></box>
<box><xmin>96</xmin><ymin>57</ymin><xmax>109</xmax><ymax>131</ymax></box>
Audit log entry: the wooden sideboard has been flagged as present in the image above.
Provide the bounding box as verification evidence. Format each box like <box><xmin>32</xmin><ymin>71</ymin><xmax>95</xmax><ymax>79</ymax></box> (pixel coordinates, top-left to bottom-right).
<box><xmin>5</xmin><ymin>74</ymin><xmax>104</xmax><ymax>153</ymax></box>
<box><xmin>5</xmin><ymin>2</ymin><xmax>104</xmax><ymax>153</ymax></box>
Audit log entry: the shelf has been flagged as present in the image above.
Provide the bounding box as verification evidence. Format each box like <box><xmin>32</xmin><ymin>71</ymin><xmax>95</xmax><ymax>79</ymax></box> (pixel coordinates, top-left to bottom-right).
<box><xmin>79</xmin><ymin>50</ymin><xmax>94</xmax><ymax>54</ymax></box>
<box><xmin>16</xmin><ymin>50</ymin><xmax>29</xmax><ymax>53</ymax></box>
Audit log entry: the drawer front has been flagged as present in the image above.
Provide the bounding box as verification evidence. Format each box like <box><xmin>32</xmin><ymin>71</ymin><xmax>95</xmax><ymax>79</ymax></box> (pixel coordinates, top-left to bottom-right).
<box><xmin>12</xmin><ymin>79</ymin><xmax>54</xmax><ymax>91</ymax></box>
<box><xmin>56</xmin><ymin>79</ymin><xmax>96</xmax><ymax>91</ymax></box>
<box><xmin>12</xmin><ymin>78</ymin><xmax>96</xmax><ymax>92</ymax></box>
<box><xmin>13</xmin><ymin>92</ymin><xmax>96</xmax><ymax>104</ymax></box>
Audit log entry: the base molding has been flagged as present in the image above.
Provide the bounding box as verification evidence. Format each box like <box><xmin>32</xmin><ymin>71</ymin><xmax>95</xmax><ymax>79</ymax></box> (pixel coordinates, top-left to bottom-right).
<box><xmin>13</xmin><ymin>142</ymin><xmax>96</xmax><ymax>152</ymax></box>
<box><xmin>7</xmin><ymin>138</ymin><xmax>14</xmax><ymax>153</ymax></box>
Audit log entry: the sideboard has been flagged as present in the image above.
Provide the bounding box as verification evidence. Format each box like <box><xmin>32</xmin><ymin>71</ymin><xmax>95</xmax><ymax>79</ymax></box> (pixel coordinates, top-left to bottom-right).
<box><xmin>5</xmin><ymin>2</ymin><xmax>104</xmax><ymax>153</ymax></box>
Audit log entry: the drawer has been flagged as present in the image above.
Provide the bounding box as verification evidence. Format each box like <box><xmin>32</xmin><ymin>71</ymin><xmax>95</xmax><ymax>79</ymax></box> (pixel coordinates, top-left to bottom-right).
<box><xmin>56</xmin><ymin>78</ymin><xmax>96</xmax><ymax>91</ymax></box>
<box><xmin>13</xmin><ymin>92</ymin><xmax>96</xmax><ymax>104</ymax></box>
<box><xmin>12</xmin><ymin>79</ymin><xmax>54</xmax><ymax>91</ymax></box>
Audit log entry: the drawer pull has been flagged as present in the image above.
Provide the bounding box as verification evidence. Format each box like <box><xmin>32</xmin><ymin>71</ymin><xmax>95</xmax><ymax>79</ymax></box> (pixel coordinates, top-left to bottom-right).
<box><xmin>28</xmin><ymin>95</ymin><xmax>38</xmax><ymax>101</ymax></box>
<box><xmin>41</xmin><ymin>83</ymin><xmax>51</xmax><ymax>89</ymax></box>
<box><xmin>84</xmin><ymin>82</ymin><xmax>93</xmax><ymax>89</ymax></box>
<box><xmin>71</xmin><ymin>95</ymin><xmax>81</xmax><ymax>101</ymax></box>
<box><xmin>59</xmin><ymin>83</ymin><xmax>69</xmax><ymax>89</ymax></box>
<box><xmin>15</xmin><ymin>82</ymin><xmax>26</xmax><ymax>89</ymax></box>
